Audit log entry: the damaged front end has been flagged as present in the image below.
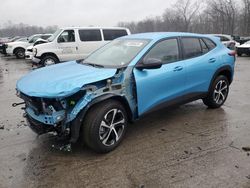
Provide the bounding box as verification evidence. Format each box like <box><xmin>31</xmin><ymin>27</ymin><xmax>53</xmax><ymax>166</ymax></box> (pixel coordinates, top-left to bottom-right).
<box><xmin>15</xmin><ymin>64</ymin><xmax>137</xmax><ymax>145</ymax></box>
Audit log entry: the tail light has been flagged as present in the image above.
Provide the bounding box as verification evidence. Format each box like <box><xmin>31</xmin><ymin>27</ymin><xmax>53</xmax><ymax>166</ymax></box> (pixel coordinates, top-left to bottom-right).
<box><xmin>228</xmin><ymin>50</ymin><xmax>236</xmax><ymax>57</ymax></box>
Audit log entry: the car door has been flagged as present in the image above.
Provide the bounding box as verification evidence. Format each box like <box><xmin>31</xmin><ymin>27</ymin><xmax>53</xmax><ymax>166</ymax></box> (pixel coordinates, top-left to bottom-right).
<box><xmin>77</xmin><ymin>29</ymin><xmax>107</xmax><ymax>59</ymax></box>
<box><xmin>181</xmin><ymin>37</ymin><xmax>218</xmax><ymax>93</ymax></box>
<box><xmin>57</xmin><ymin>29</ymin><xmax>78</xmax><ymax>61</ymax></box>
<box><xmin>133</xmin><ymin>38</ymin><xmax>187</xmax><ymax>116</ymax></box>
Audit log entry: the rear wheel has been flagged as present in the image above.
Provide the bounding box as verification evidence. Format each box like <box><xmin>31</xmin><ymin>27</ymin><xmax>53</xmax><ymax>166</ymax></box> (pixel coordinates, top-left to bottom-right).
<box><xmin>237</xmin><ymin>52</ymin><xmax>242</xmax><ymax>57</ymax></box>
<box><xmin>82</xmin><ymin>100</ymin><xmax>128</xmax><ymax>153</ymax></box>
<box><xmin>41</xmin><ymin>55</ymin><xmax>58</xmax><ymax>66</ymax></box>
<box><xmin>15</xmin><ymin>48</ymin><xmax>25</xmax><ymax>59</ymax></box>
<box><xmin>203</xmin><ymin>75</ymin><xmax>229</xmax><ymax>108</ymax></box>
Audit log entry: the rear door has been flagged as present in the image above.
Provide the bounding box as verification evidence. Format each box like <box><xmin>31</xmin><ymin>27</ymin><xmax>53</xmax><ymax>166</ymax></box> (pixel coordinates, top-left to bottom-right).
<box><xmin>181</xmin><ymin>37</ymin><xmax>218</xmax><ymax>93</ymax></box>
<box><xmin>77</xmin><ymin>29</ymin><xmax>106</xmax><ymax>59</ymax></box>
<box><xmin>133</xmin><ymin>38</ymin><xmax>187</xmax><ymax>116</ymax></box>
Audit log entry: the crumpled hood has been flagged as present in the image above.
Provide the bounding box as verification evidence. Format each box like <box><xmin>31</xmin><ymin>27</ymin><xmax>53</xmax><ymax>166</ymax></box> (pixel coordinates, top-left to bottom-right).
<box><xmin>17</xmin><ymin>61</ymin><xmax>117</xmax><ymax>98</ymax></box>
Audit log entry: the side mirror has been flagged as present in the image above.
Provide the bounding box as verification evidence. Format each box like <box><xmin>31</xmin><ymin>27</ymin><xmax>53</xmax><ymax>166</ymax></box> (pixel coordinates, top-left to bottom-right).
<box><xmin>136</xmin><ymin>58</ymin><xmax>163</xmax><ymax>70</ymax></box>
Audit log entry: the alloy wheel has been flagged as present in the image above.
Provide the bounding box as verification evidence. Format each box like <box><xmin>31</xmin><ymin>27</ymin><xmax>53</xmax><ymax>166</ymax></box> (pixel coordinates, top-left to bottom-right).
<box><xmin>44</xmin><ymin>58</ymin><xmax>56</xmax><ymax>66</ymax></box>
<box><xmin>213</xmin><ymin>80</ymin><xmax>228</xmax><ymax>105</ymax></box>
<box><xmin>99</xmin><ymin>109</ymin><xmax>125</xmax><ymax>146</ymax></box>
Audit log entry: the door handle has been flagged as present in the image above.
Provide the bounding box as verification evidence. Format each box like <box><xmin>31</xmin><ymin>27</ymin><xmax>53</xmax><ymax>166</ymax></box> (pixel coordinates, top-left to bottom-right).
<box><xmin>209</xmin><ymin>58</ymin><xmax>216</xmax><ymax>63</ymax></box>
<box><xmin>173</xmin><ymin>66</ymin><xmax>183</xmax><ymax>72</ymax></box>
<box><xmin>76</xmin><ymin>46</ymin><xmax>78</xmax><ymax>50</ymax></box>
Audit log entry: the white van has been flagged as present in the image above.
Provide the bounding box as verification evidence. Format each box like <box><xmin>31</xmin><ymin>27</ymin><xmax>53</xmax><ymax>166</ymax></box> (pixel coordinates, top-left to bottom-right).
<box><xmin>32</xmin><ymin>27</ymin><xmax>131</xmax><ymax>66</ymax></box>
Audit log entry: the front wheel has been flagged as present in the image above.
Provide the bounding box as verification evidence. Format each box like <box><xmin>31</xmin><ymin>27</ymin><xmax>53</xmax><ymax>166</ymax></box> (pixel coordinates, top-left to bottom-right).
<box><xmin>82</xmin><ymin>100</ymin><xmax>128</xmax><ymax>153</ymax></box>
<box><xmin>41</xmin><ymin>55</ymin><xmax>59</xmax><ymax>66</ymax></box>
<box><xmin>203</xmin><ymin>75</ymin><xmax>229</xmax><ymax>108</ymax></box>
<box><xmin>15</xmin><ymin>48</ymin><xmax>25</xmax><ymax>59</ymax></box>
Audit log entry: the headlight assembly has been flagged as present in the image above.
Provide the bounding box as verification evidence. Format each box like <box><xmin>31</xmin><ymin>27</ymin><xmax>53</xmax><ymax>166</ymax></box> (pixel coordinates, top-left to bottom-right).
<box><xmin>33</xmin><ymin>48</ymin><xmax>37</xmax><ymax>56</ymax></box>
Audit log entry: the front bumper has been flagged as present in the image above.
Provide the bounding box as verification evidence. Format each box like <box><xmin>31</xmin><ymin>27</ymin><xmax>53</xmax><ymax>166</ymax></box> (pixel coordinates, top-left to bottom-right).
<box><xmin>32</xmin><ymin>56</ymin><xmax>41</xmax><ymax>64</ymax></box>
<box><xmin>6</xmin><ymin>47</ymin><xmax>13</xmax><ymax>55</ymax></box>
<box><xmin>25</xmin><ymin>51</ymin><xmax>33</xmax><ymax>60</ymax></box>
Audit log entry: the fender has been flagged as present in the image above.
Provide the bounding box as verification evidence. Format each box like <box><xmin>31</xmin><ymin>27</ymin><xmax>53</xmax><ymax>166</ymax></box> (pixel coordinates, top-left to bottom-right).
<box><xmin>208</xmin><ymin>65</ymin><xmax>233</xmax><ymax>92</ymax></box>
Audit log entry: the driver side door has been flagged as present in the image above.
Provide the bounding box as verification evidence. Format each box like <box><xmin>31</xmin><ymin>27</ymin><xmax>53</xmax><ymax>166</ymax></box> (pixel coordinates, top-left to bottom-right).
<box><xmin>133</xmin><ymin>38</ymin><xmax>187</xmax><ymax>116</ymax></box>
<box><xmin>57</xmin><ymin>29</ymin><xmax>78</xmax><ymax>61</ymax></box>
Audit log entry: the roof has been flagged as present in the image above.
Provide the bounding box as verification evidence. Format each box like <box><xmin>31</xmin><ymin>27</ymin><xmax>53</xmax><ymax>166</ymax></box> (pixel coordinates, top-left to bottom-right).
<box><xmin>122</xmin><ymin>32</ymin><xmax>214</xmax><ymax>41</ymax></box>
<box><xmin>60</xmin><ymin>26</ymin><xmax>129</xmax><ymax>30</ymax></box>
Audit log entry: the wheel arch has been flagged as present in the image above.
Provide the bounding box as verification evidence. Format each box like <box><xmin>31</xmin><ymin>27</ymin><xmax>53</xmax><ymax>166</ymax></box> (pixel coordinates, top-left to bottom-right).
<box><xmin>86</xmin><ymin>94</ymin><xmax>133</xmax><ymax>122</ymax></box>
<box><xmin>70</xmin><ymin>93</ymin><xmax>133</xmax><ymax>143</ymax></box>
<box><xmin>41</xmin><ymin>52</ymin><xmax>59</xmax><ymax>62</ymax></box>
<box><xmin>13</xmin><ymin>47</ymin><xmax>25</xmax><ymax>54</ymax></box>
<box><xmin>210</xmin><ymin>65</ymin><xmax>233</xmax><ymax>89</ymax></box>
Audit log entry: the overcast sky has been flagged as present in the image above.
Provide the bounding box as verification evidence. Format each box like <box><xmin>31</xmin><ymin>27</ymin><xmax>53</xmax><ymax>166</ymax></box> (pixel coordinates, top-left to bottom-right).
<box><xmin>0</xmin><ymin>0</ymin><xmax>176</xmax><ymax>28</ymax></box>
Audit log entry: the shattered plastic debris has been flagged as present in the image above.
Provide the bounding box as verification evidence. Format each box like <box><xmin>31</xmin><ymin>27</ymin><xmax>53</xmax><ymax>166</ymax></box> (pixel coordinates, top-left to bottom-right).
<box><xmin>52</xmin><ymin>143</ymin><xmax>72</xmax><ymax>152</ymax></box>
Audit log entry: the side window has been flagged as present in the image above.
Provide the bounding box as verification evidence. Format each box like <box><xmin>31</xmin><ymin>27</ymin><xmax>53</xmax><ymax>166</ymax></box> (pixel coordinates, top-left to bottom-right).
<box><xmin>219</xmin><ymin>36</ymin><xmax>230</xmax><ymax>42</ymax></box>
<box><xmin>203</xmin><ymin>38</ymin><xmax>216</xmax><ymax>50</ymax></box>
<box><xmin>78</xmin><ymin>29</ymin><xmax>102</xmax><ymax>42</ymax></box>
<box><xmin>144</xmin><ymin>38</ymin><xmax>179</xmax><ymax>64</ymax></box>
<box><xmin>103</xmin><ymin>29</ymin><xmax>128</xmax><ymax>41</ymax></box>
<box><xmin>200</xmin><ymin>39</ymin><xmax>209</xmax><ymax>54</ymax></box>
<box><xmin>58</xmin><ymin>30</ymin><xmax>75</xmax><ymax>43</ymax></box>
<box><xmin>182</xmin><ymin>38</ymin><xmax>202</xmax><ymax>59</ymax></box>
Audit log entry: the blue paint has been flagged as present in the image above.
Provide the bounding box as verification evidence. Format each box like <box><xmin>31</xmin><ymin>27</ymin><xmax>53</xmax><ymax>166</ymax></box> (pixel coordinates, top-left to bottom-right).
<box><xmin>17</xmin><ymin>61</ymin><xmax>117</xmax><ymax>98</ymax></box>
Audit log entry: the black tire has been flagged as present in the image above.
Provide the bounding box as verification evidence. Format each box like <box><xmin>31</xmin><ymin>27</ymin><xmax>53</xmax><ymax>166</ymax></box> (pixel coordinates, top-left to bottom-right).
<box><xmin>82</xmin><ymin>99</ymin><xmax>128</xmax><ymax>153</ymax></box>
<box><xmin>237</xmin><ymin>53</ymin><xmax>242</xmax><ymax>57</ymax></box>
<box><xmin>41</xmin><ymin>55</ymin><xmax>59</xmax><ymax>66</ymax></box>
<box><xmin>203</xmin><ymin>75</ymin><xmax>229</xmax><ymax>108</ymax></box>
<box><xmin>15</xmin><ymin>48</ymin><xmax>25</xmax><ymax>59</ymax></box>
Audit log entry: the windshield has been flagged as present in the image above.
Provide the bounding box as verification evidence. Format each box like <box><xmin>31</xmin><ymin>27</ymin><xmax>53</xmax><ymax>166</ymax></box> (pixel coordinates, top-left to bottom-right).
<box><xmin>83</xmin><ymin>39</ymin><xmax>150</xmax><ymax>68</ymax></box>
<box><xmin>47</xmin><ymin>29</ymin><xmax>62</xmax><ymax>42</ymax></box>
<box><xmin>28</xmin><ymin>35</ymin><xmax>42</xmax><ymax>43</ymax></box>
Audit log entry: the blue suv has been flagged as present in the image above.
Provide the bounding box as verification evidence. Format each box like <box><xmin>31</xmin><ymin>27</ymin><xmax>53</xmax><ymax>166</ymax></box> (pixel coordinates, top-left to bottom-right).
<box><xmin>16</xmin><ymin>32</ymin><xmax>235</xmax><ymax>153</ymax></box>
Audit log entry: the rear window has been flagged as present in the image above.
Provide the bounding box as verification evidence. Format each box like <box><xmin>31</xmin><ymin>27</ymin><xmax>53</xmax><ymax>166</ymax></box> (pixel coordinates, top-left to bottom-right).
<box><xmin>182</xmin><ymin>38</ymin><xmax>202</xmax><ymax>59</ymax></box>
<box><xmin>103</xmin><ymin>29</ymin><xmax>128</xmax><ymax>41</ymax></box>
<box><xmin>79</xmin><ymin>29</ymin><xmax>102</xmax><ymax>42</ymax></box>
<box><xmin>200</xmin><ymin>39</ymin><xmax>209</xmax><ymax>54</ymax></box>
<box><xmin>203</xmin><ymin>38</ymin><xmax>216</xmax><ymax>50</ymax></box>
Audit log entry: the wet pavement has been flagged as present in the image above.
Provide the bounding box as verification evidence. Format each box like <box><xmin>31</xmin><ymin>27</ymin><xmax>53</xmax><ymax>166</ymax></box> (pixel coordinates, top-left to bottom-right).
<box><xmin>0</xmin><ymin>55</ymin><xmax>250</xmax><ymax>188</ymax></box>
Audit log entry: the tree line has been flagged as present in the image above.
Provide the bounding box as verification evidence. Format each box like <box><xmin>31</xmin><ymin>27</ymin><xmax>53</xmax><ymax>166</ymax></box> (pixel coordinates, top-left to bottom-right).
<box><xmin>0</xmin><ymin>22</ymin><xmax>58</xmax><ymax>38</ymax></box>
<box><xmin>118</xmin><ymin>0</ymin><xmax>250</xmax><ymax>36</ymax></box>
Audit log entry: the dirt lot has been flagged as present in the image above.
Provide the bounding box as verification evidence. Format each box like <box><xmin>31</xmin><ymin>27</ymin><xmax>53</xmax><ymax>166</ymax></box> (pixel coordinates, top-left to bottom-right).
<box><xmin>0</xmin><ymin>55</ymin><xmax>250</xmax><ymax>188</ymax></box>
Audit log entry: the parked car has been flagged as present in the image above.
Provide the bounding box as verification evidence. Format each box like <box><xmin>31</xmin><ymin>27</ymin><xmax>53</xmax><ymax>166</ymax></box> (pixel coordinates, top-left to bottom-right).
<box><xmin>0</xmin><ymin>36</ymin><xmax>26</xmax><ymax>54</ymax></box>
<box><xmin>25</xmin><ymin>38</ymin><xmax>51</xmax><ymax>60</ymax></box>
<box><xmin>236</xmin><ymin>40</ymin><xmax>250</xmax><ymax>56</ymax></box>
<box><xmin>16</xmin><ymin>32</ymin><xmax>235</xmax><ymax>153</ymax></box>
<box><xmin>31</xmin><ymin>27</ymin><xmax>131</xmax><ymax>66</ymax></box>
<box><xmin>212</xmin><ymin>34</ymin><xmax>240</xmax><ymax>50</ymax></box>
<box><xmin>5</xmin><ymin>34</ymin><xmax>52</xmax><ymax>58</ymax></box>
<box><xmin>1</xmin><ymin>37</ymin><xmax>28</xmax><ymax>55</ymax></box>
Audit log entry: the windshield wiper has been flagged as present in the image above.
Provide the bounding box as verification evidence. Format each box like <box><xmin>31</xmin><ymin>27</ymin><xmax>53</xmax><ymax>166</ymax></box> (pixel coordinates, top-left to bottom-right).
<box><xmin>83</xmin><ymin>62</ymin><xmax>104</xmax><ymax>68</ymax></box>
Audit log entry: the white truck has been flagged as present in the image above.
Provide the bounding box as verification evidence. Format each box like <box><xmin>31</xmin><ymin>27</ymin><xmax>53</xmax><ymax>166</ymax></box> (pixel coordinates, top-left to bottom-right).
<box><xmin>31</xmin><ymin>27</ymin><xmax>131</xmax><ymax>66</ymax></box>
<box><xmin>5</xmin><ymin>34</ymin><xmax>52</xmax><ymax>58</ymax></box>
